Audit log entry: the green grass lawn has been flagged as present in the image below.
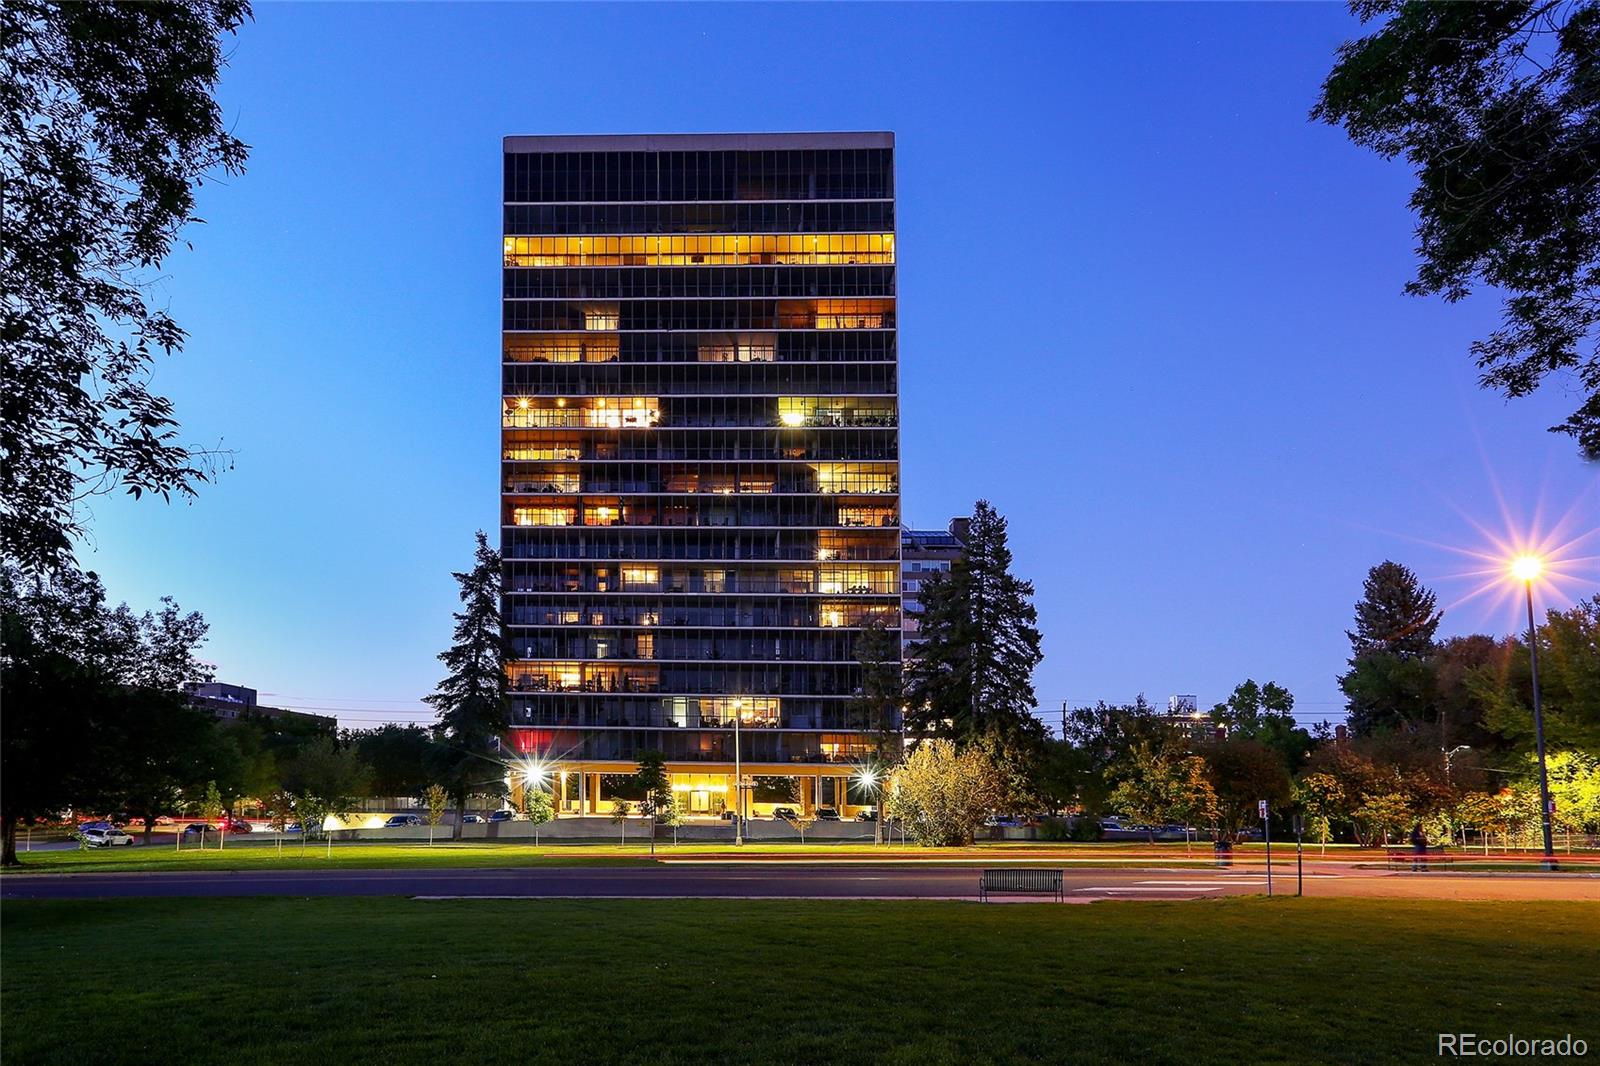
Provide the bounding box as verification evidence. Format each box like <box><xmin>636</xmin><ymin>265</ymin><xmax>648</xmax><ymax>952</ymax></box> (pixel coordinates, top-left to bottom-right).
<box><xmin>3</xmin><ymin>898</ymin><xmax>1595</xmax><ymax>1065</ymax></box>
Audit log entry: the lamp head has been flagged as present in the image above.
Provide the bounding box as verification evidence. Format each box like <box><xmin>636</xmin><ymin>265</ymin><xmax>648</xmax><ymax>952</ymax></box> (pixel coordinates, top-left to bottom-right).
<box><xmin>1510</xmin><ymin>555</ymin><xmax>1543</xmax><ymax>583</ymax></box>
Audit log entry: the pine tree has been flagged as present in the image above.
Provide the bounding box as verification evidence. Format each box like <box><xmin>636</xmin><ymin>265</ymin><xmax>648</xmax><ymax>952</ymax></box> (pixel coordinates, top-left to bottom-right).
<box><xmin>423</xmin><ymin>531</ymin><xmax>507</xmax><ymax>839</ymax></box>
<box><xmin>1340</xmin><ymin>561</ymin><xmax>1443</xmax><ymax>736</ymax></box>
<box><xmin>1346</xmin><ymin>561</ymin><xmax>1441</xmax><ymax>661</ymax></box>
<box><xmin>851</xmin><ymin>617</ymin><xmax>903</xmax><ymax>759</ymax></box>
<box><xmin>906</xmin><ymin>501</ymin><xmax>1045</xmax><ymax>748</ymax></box>
<box><xmin>851</xmin><ymin>617</ymin><xmax>902</xmax><ymax>843</ymax></box>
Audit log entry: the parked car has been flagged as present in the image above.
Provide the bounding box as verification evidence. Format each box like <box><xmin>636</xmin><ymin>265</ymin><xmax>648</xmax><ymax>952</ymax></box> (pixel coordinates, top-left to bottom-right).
<box><xmin>82</xmin><ymin>826</ymin><xmax>135</xmax><ymax>848</ymax></box>
<box><xmin>153</xmin><ymin>815</ymin><xmax>176</xmax><ymax>826</ymax></box>
<box><xmin>284</xmin><ymin>822</ymin><xmax>303</xmax><ymax>834</ymax></box>
<box><xmin>384</xmin><ymin>814</ymin><xmax>422</xmax><ymax>828</ymax></box>
<box><xmin>487</xmin><ymin>810</ymin><xmax>514</xmax><ymax>823</ymax></box>
<box><xmin>181</xmin><ymin>822</ymin><xmax>213</xmax><ymax>836</ymax></box>
<box><xmin>217</xmin><ymin>816</ymin><xmax>252</xmax><ymax>833</ymax></box>
<box><xmin>460</xmin><ymin>814</ymin><xmax>482</xmax><ymax>824</ymax></box>
<box><xmin>771</xmin><ymin>807</ymin><xmax>799</xmax><ymax>822</ymax></box>
<box><xmin>815</xmin><ymin>806</ymin><xmax>840</xmax><ymax>821</ymax></box>
<box><xmin>855</xmin><ymin>809</ymin><xmax>878</xmax><ymax>822</ymax></box>
<box><xmin>718</xmin><ymin>810</ymin><xmax>740</xmax><ymax>822</ymax></box>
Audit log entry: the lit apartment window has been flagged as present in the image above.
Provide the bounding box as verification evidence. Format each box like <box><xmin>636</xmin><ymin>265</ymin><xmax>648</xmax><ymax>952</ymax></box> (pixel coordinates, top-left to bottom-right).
<box><xmin>622</xmin><ymin>566</ymin><xmax>660</xmax><ymax>590</ymax></box>
<box><xmin>505</xmin><ymin>335</ymin><xmax>620</xmax><ymax>364</ymax></box>
<box><xmin>838</xmin><ymin>506</ymin><xmax>897</xmax><ymax>528</ymax></box>
<box><xmin>513</xmin><ymin>507</ymin><xmax>575</xmax><ymax>526</ymax></box>
<box><xmin>582</xmin><ymin>304</ymin><xmax>619</xmax><ymax>331</ymax></box>
<box><xmin>503</xmin><ymin>234</ymin><xmax>894</xmax><ymax>269</ymax></box>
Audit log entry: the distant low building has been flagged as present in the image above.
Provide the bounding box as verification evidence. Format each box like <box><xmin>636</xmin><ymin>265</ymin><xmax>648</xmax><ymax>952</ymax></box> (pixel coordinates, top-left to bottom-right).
<box><xmin>185</xmin><ymin>682</ymin><xmax>336</xmax><ymax>732</ymax></box>
<box><xmin>901</xmin><ymin>518</ymin><xmax>969</xmax><ymax>642</ymax></box>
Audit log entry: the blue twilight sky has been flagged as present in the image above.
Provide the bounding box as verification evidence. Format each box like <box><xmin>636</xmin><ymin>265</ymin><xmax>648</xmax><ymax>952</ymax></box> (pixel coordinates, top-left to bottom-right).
<box><xmin>83</xmin><ymin>2</ymin><xmax>1599</xmax><ymax>732</ymax></box>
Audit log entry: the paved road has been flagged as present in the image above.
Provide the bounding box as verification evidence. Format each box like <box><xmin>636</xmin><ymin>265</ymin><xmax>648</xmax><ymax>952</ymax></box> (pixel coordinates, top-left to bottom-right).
<box><xmin>4</xmin><ymin>863</ymin><xmax>1597</xmax><ymax>902</ymax></box>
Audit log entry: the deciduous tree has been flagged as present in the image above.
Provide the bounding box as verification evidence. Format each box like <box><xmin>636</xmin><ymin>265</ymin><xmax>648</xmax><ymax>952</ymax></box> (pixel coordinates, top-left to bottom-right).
<box><xmin>634</xmin><ymin>750</ymin><xmax>672</xmax><ymax>856</ymax></box>
<box><xmin>885</xmin><ymin>738</ymin><xmax>1001</xmax><ymax>847</ymax></box>
<box><xmin>2</xmin><ymin>0</ymin><xmax>252</xmax><ymax>572</ymax></box>
<box><xmin>1315</xmin><ymin>1</ymin><xmax>1600</xmax><ymax>457</ymax></box>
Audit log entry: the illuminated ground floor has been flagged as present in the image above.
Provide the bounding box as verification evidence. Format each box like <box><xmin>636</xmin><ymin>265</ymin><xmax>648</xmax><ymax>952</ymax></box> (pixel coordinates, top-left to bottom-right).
<box><xmin>513</xmin><ymin>762</ymin><xmax>878</xmax><ymax>820</ymax></box>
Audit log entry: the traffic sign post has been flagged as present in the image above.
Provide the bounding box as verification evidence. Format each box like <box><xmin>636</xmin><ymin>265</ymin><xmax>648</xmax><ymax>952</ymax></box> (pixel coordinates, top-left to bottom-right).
<box><xmin>1259</xmin><ymin>800</ymin><xmax>1272</xmax><ymax>896</ymax></box>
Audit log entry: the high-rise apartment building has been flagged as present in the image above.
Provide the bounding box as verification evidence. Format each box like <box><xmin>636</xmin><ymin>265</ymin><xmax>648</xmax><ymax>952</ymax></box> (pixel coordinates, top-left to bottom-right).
<box><xmin>501</xmin><ymin>133</ymin><xmax>901</xmax><ymax>818</ymax></box>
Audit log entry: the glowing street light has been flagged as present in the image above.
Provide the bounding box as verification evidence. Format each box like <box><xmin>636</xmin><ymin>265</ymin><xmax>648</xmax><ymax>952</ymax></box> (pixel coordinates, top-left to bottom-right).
<box><xmin>855</xmin><ymin>766</ymin><xmax>885</xmax><ymax>845</ymax></box>
<box><xmin>1510</xmin><ymin>553</ymin><xmax>1557</xmax><ymax>869</ymax></box>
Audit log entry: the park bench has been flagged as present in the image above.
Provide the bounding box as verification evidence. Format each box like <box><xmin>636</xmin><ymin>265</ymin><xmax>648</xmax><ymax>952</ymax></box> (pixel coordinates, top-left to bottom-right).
<box><xmin>1385</xmin><ymin>848</ymin><xmax>1457</xmax><ymax>870</ymax></box>
<box><xmin>978</xmin><ymin>868</ymin><xmax>1064</xmax><ymax>902</ymax></box>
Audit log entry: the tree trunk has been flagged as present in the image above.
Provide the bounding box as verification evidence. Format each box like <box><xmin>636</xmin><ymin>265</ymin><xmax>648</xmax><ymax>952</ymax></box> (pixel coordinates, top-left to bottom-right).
<box><xmin>1</xmin><ymin>815</ymin><xmax>19</xmax><ymax>867</ymax></box>
<box><xmin>143</xmin><ymin>815</ymin><xmax>156</xmax><ymax>845</ymax></box>
<box><xmin>453</xmin><ymin>796</ymin><xmax>465</xmax><ymax>841</ymax></box>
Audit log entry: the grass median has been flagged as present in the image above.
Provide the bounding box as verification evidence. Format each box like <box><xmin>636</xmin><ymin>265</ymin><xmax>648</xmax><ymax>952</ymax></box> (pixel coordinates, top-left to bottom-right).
<box><xmin>3</xmin><ymin>897</ymin><xmax>1595</xmax><ymax>1065</ymax></box>
<box><xmin>0</xmin><ymin>840</ymin><xmax>1207</xmax><ymax>874</ymax></box>
<box><xmin>2</xmin><ymin>839</ymin><xmax>1399</xmax><ymax>875</ymax></box>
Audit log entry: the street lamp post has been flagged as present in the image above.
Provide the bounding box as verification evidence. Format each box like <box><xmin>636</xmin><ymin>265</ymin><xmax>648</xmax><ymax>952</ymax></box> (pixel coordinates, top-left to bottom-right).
<box><xmin>1512</xmin><ymin>555</ymin><xmax>1557</xmax><ymax>870</ymax></box>
<box><xmin>733</xmin><ymin>710</ymin><xmax>743</xmax><ymax>846</ymax></box>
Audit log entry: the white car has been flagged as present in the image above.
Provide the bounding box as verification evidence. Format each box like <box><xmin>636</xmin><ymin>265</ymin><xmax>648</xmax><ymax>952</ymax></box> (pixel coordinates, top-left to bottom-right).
<box><xmin>82</xmin><ymin>826</ymin><xmax>135</xmax><ymax>848</ymax></box>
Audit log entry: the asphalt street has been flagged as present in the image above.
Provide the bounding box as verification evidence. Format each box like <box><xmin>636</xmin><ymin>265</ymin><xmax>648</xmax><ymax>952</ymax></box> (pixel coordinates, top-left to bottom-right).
<box><xmin>4</xmin><ymin>862</ymin><xmax>1597</xmax><ymax>902</ymax></box>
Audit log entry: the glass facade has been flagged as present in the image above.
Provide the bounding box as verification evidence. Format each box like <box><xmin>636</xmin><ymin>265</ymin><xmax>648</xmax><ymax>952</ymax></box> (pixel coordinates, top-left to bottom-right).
<box><xmin>501</xmin><ymin>133</ymin><xmax>901</xmax><ymax>815</ymax></box>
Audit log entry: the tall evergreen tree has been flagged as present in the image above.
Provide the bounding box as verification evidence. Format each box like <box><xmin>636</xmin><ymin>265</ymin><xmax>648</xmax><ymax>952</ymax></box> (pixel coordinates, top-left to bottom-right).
<box><xmin>1340</xmin><ymin>561</ymin><xmax>1444</xmax><ymax>736</ymax></box>
<box><xmin>850</xmin><ymin>617</ymin><xmax>902</xmax><ymax>842</ymax></box>
<box><xmin>1345</xmin><ymin>561</ymin><xmax>1442</xmax><ymax>660</ymax></box>
<box><xmin>906</xmin><ymin>500</ymin><xmax>1045</xmax><ymax>747</ymax></box>
<box><xmin>423</xmin><ymin>531</ymin><xmax>508</xmax><ymax>838</ymax></box>
<box><xmin>851</xmin><ymin>616</ymin><xmax>903</xmax><ymax>759</ymax></box>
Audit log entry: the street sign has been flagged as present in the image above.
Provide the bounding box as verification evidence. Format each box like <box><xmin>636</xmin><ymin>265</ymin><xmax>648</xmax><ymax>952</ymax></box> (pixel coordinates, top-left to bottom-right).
<box><xmin>1258</xmin><ymin>800</ymin><xmax>1268</xmax><ymax>818</ymax></box>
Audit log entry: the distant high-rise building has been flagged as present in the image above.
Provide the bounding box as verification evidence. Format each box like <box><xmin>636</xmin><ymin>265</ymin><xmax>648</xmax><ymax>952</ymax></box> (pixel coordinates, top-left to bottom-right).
<box><xmin>501</xmin><ymin>133</ymin><xmax>901</xmax><ymax>818</ymax></box>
